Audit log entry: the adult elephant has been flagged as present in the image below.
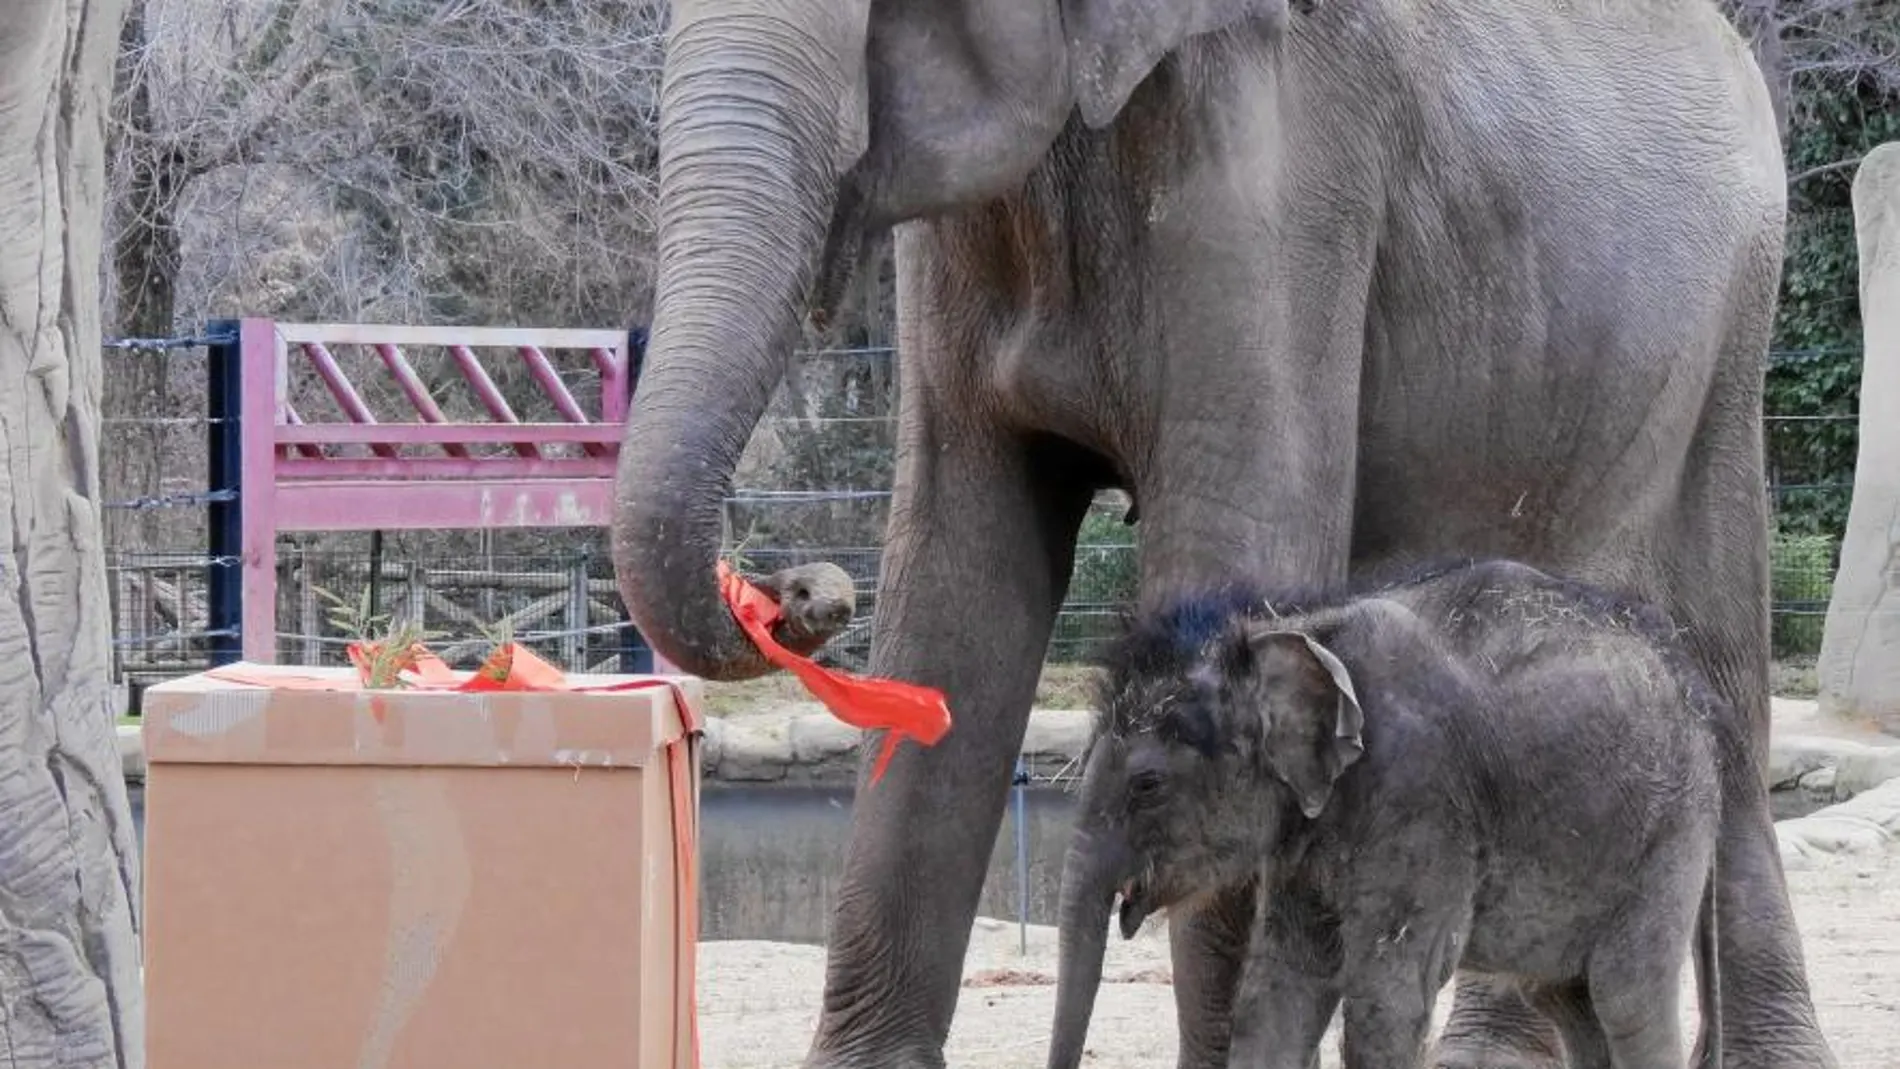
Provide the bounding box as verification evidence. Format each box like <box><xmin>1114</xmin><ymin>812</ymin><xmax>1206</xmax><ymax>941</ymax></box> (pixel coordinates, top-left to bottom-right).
<box><xmin>610</xmin><ymin>1</ymin><xmax>1833</xmax><ymax>1067</ymax></box>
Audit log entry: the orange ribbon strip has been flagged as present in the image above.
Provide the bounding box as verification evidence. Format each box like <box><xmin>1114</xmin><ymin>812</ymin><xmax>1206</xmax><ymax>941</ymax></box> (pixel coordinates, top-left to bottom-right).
<box><xmin>716</xmin><ymin>561</ymin><xmax>952</xmax><ymax>784</ymax></box>
<box><xmin>206</xmin><ymin>641</ymin><xmax>676</xmax><ymax>695</ymax></box>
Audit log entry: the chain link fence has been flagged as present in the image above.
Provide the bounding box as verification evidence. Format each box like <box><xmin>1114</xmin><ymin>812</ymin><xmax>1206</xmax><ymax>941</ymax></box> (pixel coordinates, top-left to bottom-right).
<box><xmin>103</xmin><ymin>336</ymin><xmax>233</xmax><ymax>699</ymax></box>
<box><xmin>272</xmin><ymin>548</ymin><xmax>635</xmax><ymax>671</ymax></box>
<box><xmin>1764</xmin><ymin>347</ymin><xmax>1860</xmax><ymax>661</ymax></box>
<box><xmin>98</xmin><ymin>337</ymin><xmax>1861</xmax><ymax>693</ymax></box>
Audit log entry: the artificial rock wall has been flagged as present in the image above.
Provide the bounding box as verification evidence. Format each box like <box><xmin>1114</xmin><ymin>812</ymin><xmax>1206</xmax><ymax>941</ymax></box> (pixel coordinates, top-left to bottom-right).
<box><xmin>1819</xmin><ymin>142</ymin><xmax>1900</xmax><ymax>732</ymax></box>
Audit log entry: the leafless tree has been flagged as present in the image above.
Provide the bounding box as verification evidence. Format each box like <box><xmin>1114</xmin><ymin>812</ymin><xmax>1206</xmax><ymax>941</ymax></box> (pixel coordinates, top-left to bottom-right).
<box><xmin>106</xmin><ymin>0</ymin><xmax>668</xmax><ymax>333</ymax></box>
<box><xmin>101</xmin><ymin>0</ymin><xmax>670</xmax><ymax>556</ymax></box>
<box><xmin>1722</xmin><ymin>0</ymin><xmax>1900</xmax><ymax>184</ymax></box>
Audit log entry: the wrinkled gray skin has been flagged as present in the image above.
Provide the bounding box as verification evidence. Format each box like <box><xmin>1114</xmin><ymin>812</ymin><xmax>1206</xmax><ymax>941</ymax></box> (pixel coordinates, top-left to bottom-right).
<box><xmin>609</xmin><ymin>0</ymin><xmax>1829</xmax><ymax>1066</ymax></box>
<box><xmin>1051</xmin><ymin>560</ymin><xmax>1741</xmax><ymax>1069</ymax></box>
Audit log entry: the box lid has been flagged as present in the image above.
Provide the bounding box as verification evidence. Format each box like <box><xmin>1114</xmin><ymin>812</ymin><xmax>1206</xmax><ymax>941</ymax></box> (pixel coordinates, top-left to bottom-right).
<box><xmin>143</xmin><ymin>664</ymin><xmax>704</xmax><ymax>769</ymax></box>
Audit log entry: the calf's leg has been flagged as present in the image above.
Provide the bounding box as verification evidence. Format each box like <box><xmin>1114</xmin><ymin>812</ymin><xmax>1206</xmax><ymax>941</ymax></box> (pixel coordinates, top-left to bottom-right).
<box><xmin>1227</xmin><ymin>893</ymin><xmax>1340</xmax><ymax>1069</ymax></box>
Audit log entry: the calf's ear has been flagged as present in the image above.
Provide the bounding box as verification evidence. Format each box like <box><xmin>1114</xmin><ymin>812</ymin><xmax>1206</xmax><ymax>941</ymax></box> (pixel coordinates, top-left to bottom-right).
<box><xmin>1246</xmin><ymin>627</ymin><xmax>1365</xmax><ymax>818</ymax></box>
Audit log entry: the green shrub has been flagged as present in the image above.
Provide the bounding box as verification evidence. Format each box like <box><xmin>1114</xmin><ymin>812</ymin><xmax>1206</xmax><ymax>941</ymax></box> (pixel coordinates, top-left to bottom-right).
<box><xmin>1771</xmin><ymin>530</ymin><xmax>1837</xmax><ymax>658</ymax></box>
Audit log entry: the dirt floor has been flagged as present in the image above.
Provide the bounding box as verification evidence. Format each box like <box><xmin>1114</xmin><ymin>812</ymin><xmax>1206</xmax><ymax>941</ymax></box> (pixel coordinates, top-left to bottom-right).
<box><xmin>693</xmin><ymin>674</ymin><xmax>1898</xmax><ymax>1067</ymax></box>
<box><xmin>699</xmin><ymin>846</ymin><xmax>1900</xmax><ymax>1068</ymax></box>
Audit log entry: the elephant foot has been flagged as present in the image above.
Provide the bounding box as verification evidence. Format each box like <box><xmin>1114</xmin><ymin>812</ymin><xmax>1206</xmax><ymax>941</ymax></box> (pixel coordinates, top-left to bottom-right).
<box><xmin>1709</xmin><ymin>1041</ymin><xmax>1842</xmax><ymax>1069</ymax></box>
<box><xmin>801</xmin><ymin>1042</ymin><xmax>944</xmax><ymax>1069</ymax></box>
<box><xmin>1426</xmin><ymin>1042</ymin><xmax>1564</xmax><ymax>1069</ymax></box>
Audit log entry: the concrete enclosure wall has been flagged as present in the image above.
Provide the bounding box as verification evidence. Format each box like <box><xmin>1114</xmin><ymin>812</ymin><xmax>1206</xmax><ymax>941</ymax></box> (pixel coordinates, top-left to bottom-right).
<box><xmin>698</xmin><ymin>785</ymin><xmax>1080</xmax><ymax>944</ymax></box>
<box><xmin>1820</xmin><ymin>142</ymin><xmax>1900</xmax><ymax>731</ymax></box>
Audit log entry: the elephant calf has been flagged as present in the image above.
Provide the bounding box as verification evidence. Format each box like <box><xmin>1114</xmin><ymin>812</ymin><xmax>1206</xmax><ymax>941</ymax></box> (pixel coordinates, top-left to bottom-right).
<box><xmin>1049</xmin><ymin>559</ymin><xmax>1737</xmax><ymax>1069</ymax></box>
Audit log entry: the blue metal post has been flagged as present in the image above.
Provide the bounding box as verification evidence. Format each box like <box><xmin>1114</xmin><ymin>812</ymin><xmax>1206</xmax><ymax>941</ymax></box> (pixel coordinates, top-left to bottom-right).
<box><xmin>205</xmin><ymin>320</ymin><xmax>244</xmax><ymax>666</ymax></box>
<box><xmin>619</xmin><ymin>629</ymin><xmax>657</xmax><ymax>675</ymax></box>
<box><xmin>627</xmin><ymin>324</ymin><xmax>648</xmax><ymax>385</ymax></box>
<box><xmin>1014</xmin><ymin>758</ymin><xmax>1030</xmax><ymax>955</ymax></box>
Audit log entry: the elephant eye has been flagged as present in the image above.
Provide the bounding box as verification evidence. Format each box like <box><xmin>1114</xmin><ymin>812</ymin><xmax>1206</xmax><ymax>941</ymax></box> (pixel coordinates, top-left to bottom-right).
<box><xmin>1129</xmin><ymin>771</ymin><xmax>1167</xmax><ymax>807</ymax></box>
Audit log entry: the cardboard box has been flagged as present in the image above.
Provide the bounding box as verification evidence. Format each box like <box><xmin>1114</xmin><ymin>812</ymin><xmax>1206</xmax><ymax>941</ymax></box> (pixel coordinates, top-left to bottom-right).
<box><xmin>141</xmin><ymin>663</ymin><xmax>704</xmax><ymax>1069</ymax></box>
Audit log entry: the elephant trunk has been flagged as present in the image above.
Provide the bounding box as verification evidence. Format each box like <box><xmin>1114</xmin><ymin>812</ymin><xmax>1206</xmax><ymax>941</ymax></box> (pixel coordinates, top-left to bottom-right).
<box><xmin>1049</xmin><ymin>829</ymin><xmax>1132</xmax><ymax>1069</ymax></box>
<box><xmin>612</xmin><ymin>1</ymin><xmax>861</xmax><ymax>680</ymax></box>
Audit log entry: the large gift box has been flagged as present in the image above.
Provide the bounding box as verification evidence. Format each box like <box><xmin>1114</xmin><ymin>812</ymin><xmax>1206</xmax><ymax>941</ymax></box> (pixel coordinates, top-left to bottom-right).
<box><xmin>140</xmin><ymin>651</ymin><xmax>703</xmax><ymax>1069</ymax></box>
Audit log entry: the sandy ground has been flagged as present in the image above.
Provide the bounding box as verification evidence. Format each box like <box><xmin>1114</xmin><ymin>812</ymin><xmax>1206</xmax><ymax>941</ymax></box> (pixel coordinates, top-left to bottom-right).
<box><xmin>1771</xmin><ymin>695</ymin><xmax>1892</xmax><ymax>746</ymax></box>
<box><xmin>699</xmin><ymin>846</ymin><xmax>1900</xmax><ymax>1068</ymax></box>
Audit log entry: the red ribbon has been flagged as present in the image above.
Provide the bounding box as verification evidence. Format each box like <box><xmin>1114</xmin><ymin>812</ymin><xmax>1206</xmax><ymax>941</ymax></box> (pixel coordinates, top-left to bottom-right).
<box><xmin>716</xmin><ymin>561</ymin><xmax>951</xmax><ymax>784</ymax></box>
<box><xmin>207</xmin><ymin>641</ymin><xmax>677</xmax><ymax>696</ymax></box>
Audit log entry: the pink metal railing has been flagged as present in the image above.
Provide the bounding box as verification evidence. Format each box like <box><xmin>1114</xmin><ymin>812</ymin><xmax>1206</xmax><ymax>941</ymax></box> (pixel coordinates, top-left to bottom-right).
<box><xmin>235</xmin><ymin>319</ymin><xmax>650</xmax><ymax>666</ymax></box>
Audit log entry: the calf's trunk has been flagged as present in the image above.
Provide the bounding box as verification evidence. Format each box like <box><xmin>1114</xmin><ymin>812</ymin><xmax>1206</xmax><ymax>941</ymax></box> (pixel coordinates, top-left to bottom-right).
<box><xmin>1049</xmin><ymin>831</ymin><xmax>1130</xmax><ymax>1069</ymax></box>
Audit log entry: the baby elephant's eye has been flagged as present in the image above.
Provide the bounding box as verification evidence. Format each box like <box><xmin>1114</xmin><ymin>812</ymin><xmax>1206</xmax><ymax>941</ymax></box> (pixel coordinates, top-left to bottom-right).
<box><xmin>1128</xmin><ymin>771</ymin><xmax>1167</xmax><ymax>807</ymax></box>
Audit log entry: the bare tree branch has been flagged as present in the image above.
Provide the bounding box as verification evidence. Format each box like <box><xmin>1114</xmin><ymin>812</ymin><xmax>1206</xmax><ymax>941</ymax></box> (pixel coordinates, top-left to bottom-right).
<box><xmin>105</xmin><ymin>0</ymin><xmax>670</xmax><ymax>340</ymax></box>
<box><xmin>1788</xmin><ymin>156</ymin><xmax>1868</xmax><ymax>186</ymax></box>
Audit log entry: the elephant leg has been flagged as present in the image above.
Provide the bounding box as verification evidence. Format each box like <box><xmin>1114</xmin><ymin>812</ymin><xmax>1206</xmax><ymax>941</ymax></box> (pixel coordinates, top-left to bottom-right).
<box><xmin>1647</xmin><ymin>301</ymin><xmax>1835</xmax><ymax>1069</ymax></box>
<box><xmin>1171</xmin><ymin>882</ymin><xmax>1259</xmax><ymax>1069</ymax></box>
<box><xmin>1586</xmin><ymin>932</ymin><xmax>1688</xmax><ymax>1069</ymax></box>
<box><xmin>1227</xmin><ymin>935</ymin><xmax>1338</xmax><ymax>1069</ymax></box>
<box><xmin>801</xmin><ymin>432</ymin><xmax>1093</xmax><ymax>1069</ymax></box>
<box><xmin>1701</xmin><ymin>705</ymin><xmax>1834</xmax><ymax>1069</ymax></box>
<box><xmin>1338</xmin><ymin>962</ymin><xmax>1440</xmax><ymax>1069</ymax></box>
<box><xmin>1229</xmin><ymin>878</ymin><xmax>1341</xmax><ymax>1069</ymax></box>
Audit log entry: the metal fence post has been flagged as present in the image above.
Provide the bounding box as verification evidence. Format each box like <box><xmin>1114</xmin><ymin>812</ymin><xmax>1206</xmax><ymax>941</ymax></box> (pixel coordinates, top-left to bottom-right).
<box><xmin>367</xmin><ymin>530</ymin><xmax>385</xmax><ymax>623</ymax></box>
<box><xmin>205</xmin><ymin>319</ymin><xmax>243</xmax><ymax>666</ymax></box>
<box><xmin>565</xmin><ymin>552</ymin><xmax>589</xmax><ymax>669</ymax></box>
<box><xmin>1014</xmin><ymin>759</ymin><xmax>1030</xmax><ymax>955</ymax></box>
<box><xmin>298</xmin><ymin>549</ymin><xmax>321</xmax><ymax>666</ymax></box>
<box><xmin>407</xmin><ymin>560</ymin><xmax>427</xmax><ymax>635</ymax></box>
<box><xmin>627</xmin><ymin>325</ymin><xmax>647</xmax><ymax>390</ymax></box>
<box><xmin>619</xmin><ymin>617</ymin><xmax>656</xmax><ymax>675</ymax></box>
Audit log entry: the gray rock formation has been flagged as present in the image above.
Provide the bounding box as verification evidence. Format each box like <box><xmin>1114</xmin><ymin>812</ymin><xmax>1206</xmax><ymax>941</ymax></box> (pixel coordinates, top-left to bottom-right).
<box><xmin>1820</xmin><ymin>143</ymin><xmax>1900</xmax><ymax>733</ymax></box>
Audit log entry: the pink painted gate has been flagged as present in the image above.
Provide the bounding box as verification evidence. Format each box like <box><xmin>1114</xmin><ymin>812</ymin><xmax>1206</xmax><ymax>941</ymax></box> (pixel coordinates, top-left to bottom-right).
<box><xmin>230</xmin><ymin>319</ymin><xmax>665</xmax><ymax>667</ymax></box>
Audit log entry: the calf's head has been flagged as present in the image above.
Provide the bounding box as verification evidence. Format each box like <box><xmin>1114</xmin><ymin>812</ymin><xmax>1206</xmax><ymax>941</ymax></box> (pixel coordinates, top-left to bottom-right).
<box><xmin>1049</xmin><ymin>615</ymin><xmax>1366</xmax><ymax>1069</ymax></box>
<box><xmin>1103</xmin><ymin>618</ymin><xmax>1367</xmax><ymax>931</ymax></box>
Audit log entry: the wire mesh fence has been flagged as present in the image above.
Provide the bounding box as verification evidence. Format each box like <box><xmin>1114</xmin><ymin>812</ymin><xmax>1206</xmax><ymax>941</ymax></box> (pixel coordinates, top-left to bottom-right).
<box><xmin>108</xmin><ymin>552</ymin><xmax>233</xmax><ymax>686</ymax></box>
<box><xmin>103</xmin><ymin>335</ymin><xmax>229</xmax><ymax>698</ymax></box>
<box><xmin>273</xmin><ymin>549</ymin><xmax>638</xmax><ymax>672</ymax></box>
<box><xmin>258</xmin><ymin>533</ymin><xmax>1139</xmax><ymax>676</ymax></box>
<box><xmin>96</xmin><ymin>335</ymin><xmax>1863</xmax><ymax>692</ymax></box>
<box><xmin>1764</xmin><ymin>346</ymin><xmax>1859</xmax><ymax>661</ymax></box>
<box><xmin>1769</xmin><ymin>494</ymin><xmax>1849</xmax><ymax>659</ymax></box>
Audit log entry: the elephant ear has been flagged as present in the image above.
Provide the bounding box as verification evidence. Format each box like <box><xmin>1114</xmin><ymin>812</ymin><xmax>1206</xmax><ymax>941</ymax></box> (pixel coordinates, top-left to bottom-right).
<box><xmin>1062</xmin><ymin>0</ymin><xmax>1288</xmax><ymax>127</ymax></box>
<box><xmin>1244</xmin><ymin>627</ymin><xmax>1365</xmax><ymax>819</ymax></box>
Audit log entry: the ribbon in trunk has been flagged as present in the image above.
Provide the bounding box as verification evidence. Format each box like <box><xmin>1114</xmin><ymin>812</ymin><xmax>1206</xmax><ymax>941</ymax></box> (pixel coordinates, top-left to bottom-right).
<box><xmin>716</xmin><ymin>561</ymin><xmax>952</xmax><ymax>784</ymax></box>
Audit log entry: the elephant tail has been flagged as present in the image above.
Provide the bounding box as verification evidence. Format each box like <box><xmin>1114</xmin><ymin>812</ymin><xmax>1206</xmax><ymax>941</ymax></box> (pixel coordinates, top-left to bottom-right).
<box><xmin>1694</xmin><ymin>850</ymin><xmax>1723</xmax><ymax>1069</ymax></box>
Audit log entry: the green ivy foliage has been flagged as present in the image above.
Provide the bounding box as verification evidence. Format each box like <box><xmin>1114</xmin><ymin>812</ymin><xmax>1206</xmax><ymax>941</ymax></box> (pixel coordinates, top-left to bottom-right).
<box><xmin>1766</xmin><ymin>74</ymin><xmax>1900</xmax><ymax>540</ymax></box>
<box><xmin>1771</xmin><ymin>531</ymin><xmax>1837</xmax><ymax>657</ymax></box>
<box><xmin>1067</xmin><ymin>507</ymin><xmax>1139</xmax><ymax>605</ymax></box>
